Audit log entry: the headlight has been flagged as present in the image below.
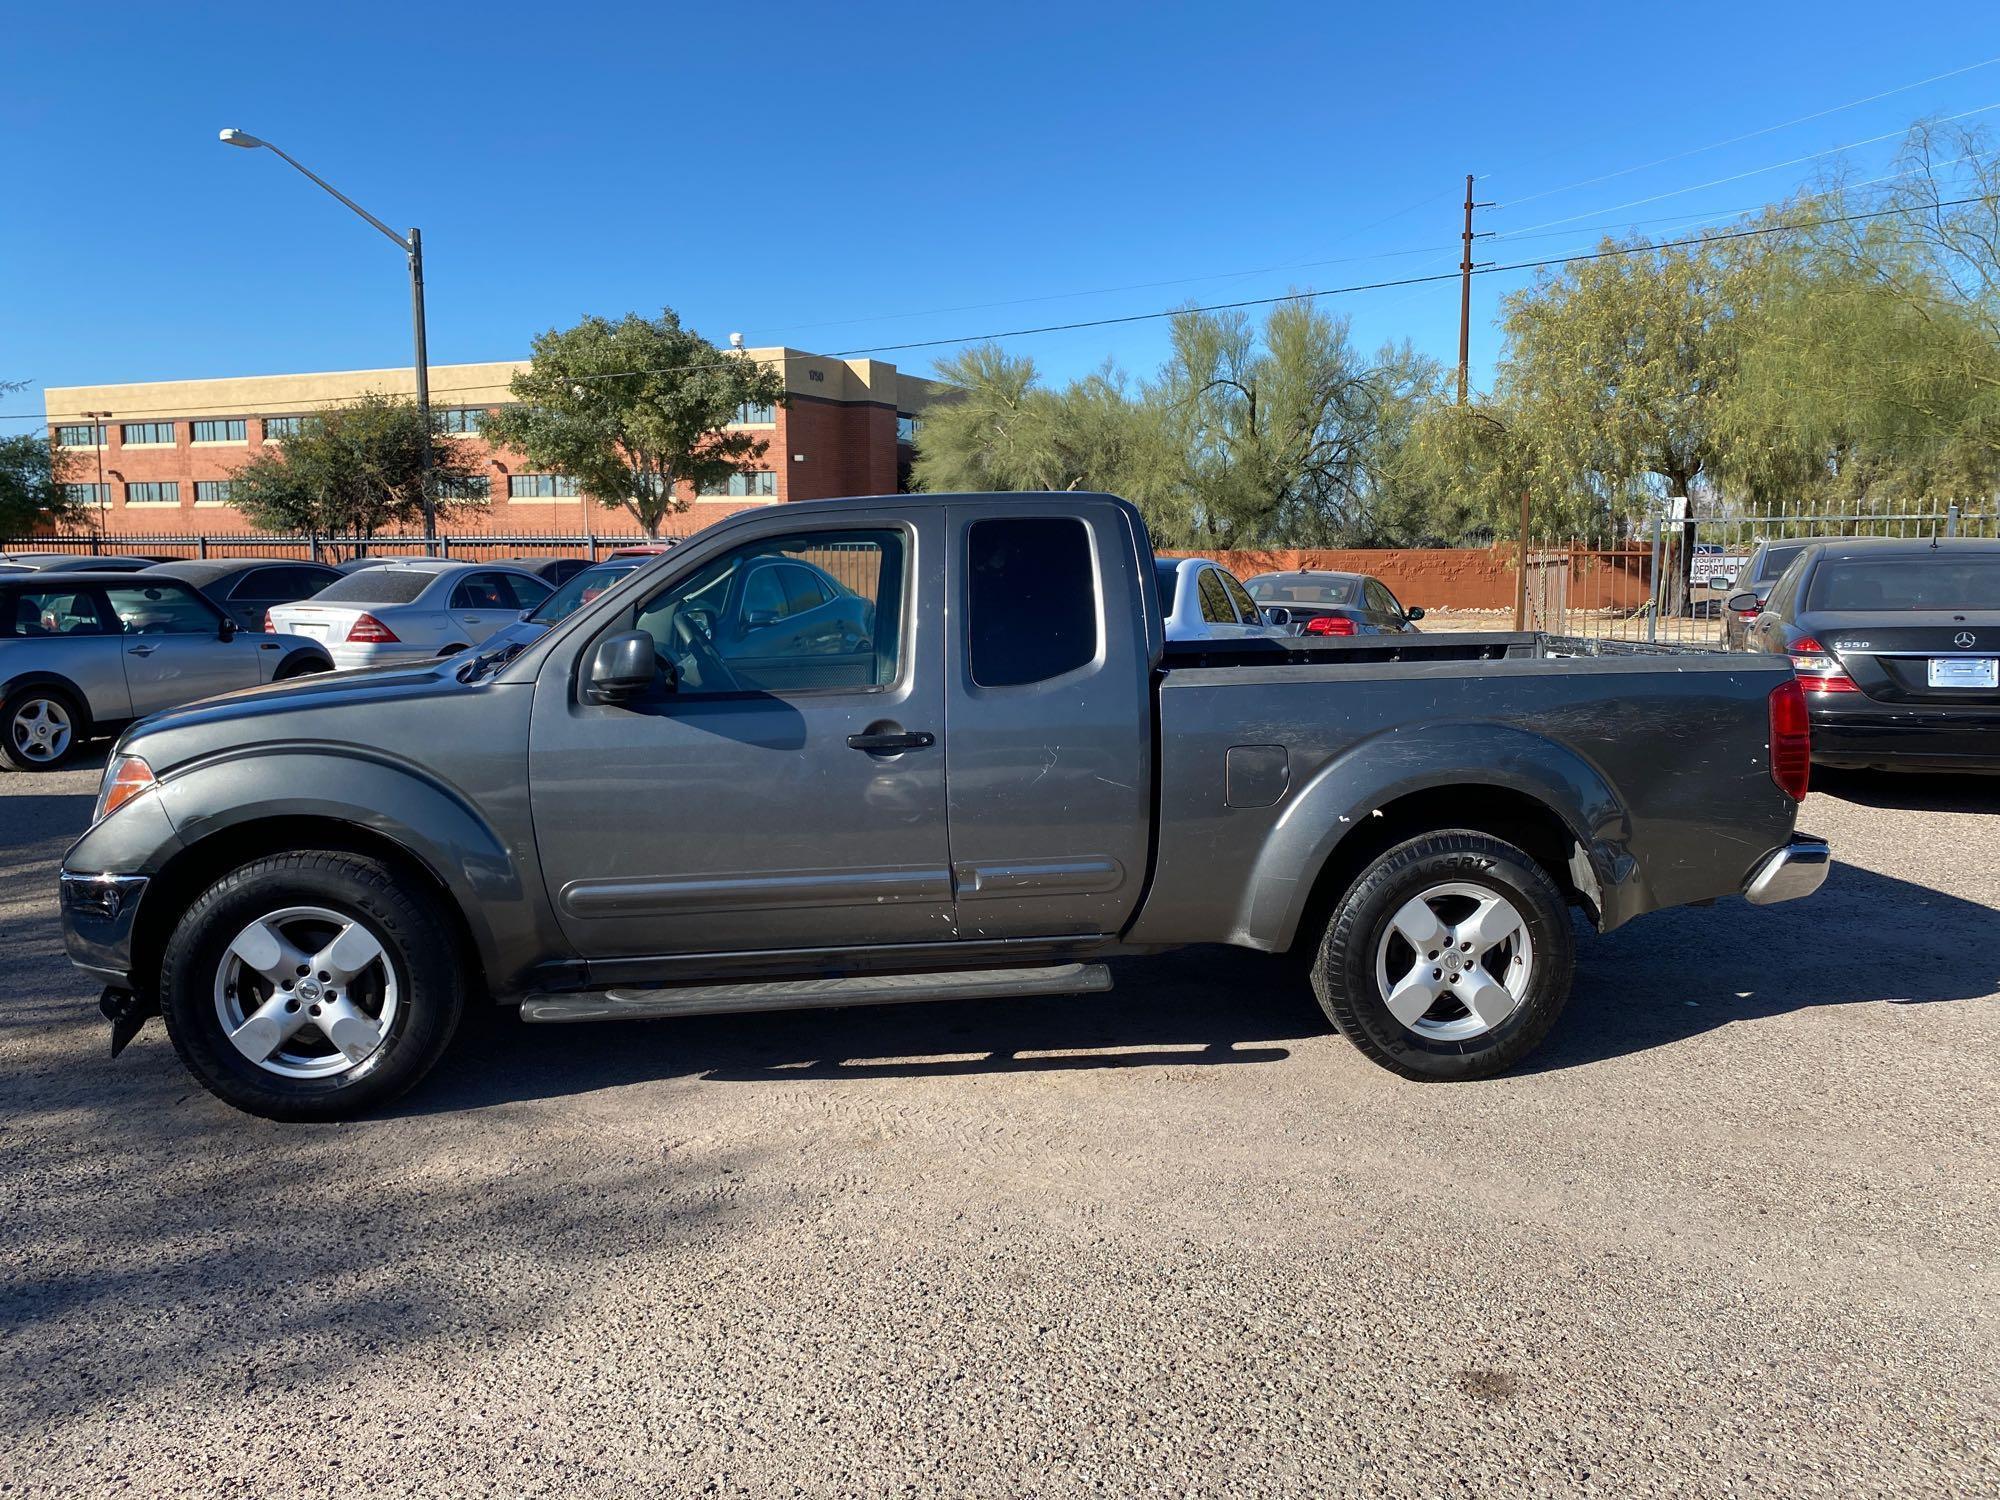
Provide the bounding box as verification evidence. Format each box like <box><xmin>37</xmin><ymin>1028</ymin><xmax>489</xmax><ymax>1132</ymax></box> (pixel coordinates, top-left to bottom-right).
<box><xmin>94</xmin><ymin>754</ymin><xmax>157</xmax><ymax>823</ymax></box>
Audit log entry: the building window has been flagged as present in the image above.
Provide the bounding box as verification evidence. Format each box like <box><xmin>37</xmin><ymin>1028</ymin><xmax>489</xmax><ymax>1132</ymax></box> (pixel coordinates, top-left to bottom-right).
<box><xmin>697</xmin><ymin>470</ymin><xmax>778</xmax><ymax>498</ymax></box>
<box><xmin>733</xmin><ymin>402</ymin><xmax>776</xmax><ymax>425</ymax></box>
<box><xmin>121</xmin><ymin>421</ymin><xmax>175</xmax><ymax>445</ymax></box>
<box><xmin>194</xmin><ymin>481</ymin><xmax>234</xmax><ymax>504</ymax></box>
<box><xmin>191</xmin><ymin>418</ymin><xmax>247</xmax><ymax>443</ymax></box>
<box><xmin>125</xmin><ymin>481</ymin><xmax>181</xmax><ymax>505</ymax></box>
<box><xmin>64</xmin><ymin>483</ymin><xmax>109</xmax><ymax>507</ymax></box>
<box><xmin>437</xmin><ymin>408</ymin><xmax>485</xmax><ymax>434</ymax></box>
<box><xmin>263</xmin><ymin>416</ymin><xmax>304</xmax><ymax>439</ymax></box>
<box><xmin>897</xmin><ymin>414</ymin><xmax>920</xmax><ymax>444</ymax></box>
<box><xmin>507</xmin><ymin>473</ymin><xmax>581</xmax><ymax>499</ymax></box>
<box><xmin>55</xmin><ymin>424</ymin><xmax>105</xmax><ymax>447</ymax></box>
<box><xmin>436</xmin><ymin>475</ymin><xmax>490</xmax><ymax>499</ymax></box>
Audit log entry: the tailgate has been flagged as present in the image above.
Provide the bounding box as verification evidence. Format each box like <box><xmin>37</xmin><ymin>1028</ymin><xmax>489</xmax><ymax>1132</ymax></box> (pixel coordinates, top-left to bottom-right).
<box><xmin>1824</xmin><ymin>619</ymin><xmax>2000</xmax><ymax>705</ymax></box>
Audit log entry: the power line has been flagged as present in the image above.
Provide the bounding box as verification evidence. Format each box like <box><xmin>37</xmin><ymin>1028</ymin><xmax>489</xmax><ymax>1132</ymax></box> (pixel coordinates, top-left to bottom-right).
<box><xmin>1498</xmin><ymin>53</ymin><xmax>2000</xmax><ymax>209</ymax></box>
<box><xmin>4</xmin><ymin>194</ymin><xmax>1987</xmax><ymax>426</ymax></box>
<box><xmin>1494</xmin><ymin>101</ymin><xmax>2000</xmax><ymax>237</ymax></box>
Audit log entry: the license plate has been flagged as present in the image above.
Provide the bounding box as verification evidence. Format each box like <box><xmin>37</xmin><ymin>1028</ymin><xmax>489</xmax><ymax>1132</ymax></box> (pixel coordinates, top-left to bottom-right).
<box><xmin>1928</xmin><ymin>657</ymin><xmax>1998</xmax><ymax>688</ymax></box>
<box><xmin>289</xmin><ymin>622</ymin><xmax>328</xmax><ymax>641</ymax></box>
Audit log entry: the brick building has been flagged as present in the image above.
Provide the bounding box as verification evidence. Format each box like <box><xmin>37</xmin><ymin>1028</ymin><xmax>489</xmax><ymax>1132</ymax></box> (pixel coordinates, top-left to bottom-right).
<box><xmin>40</xmin><ymin>348</ymin><xmax>942</xmax><ymax>540</ymax></box>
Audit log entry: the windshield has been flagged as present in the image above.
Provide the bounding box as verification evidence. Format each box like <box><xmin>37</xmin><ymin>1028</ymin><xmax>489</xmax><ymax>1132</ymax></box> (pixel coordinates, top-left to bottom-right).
<box><xmin>1808</xmin><ymin>556</ymin><xmax>2000</xmax><ymax>611</ymax></box>
<box><xmin>1247</xmin><ymin>575</ymin><xmax>1358</xmax><ymax>606</ymax></box>
<box><xmin>529</xmin><ymin>560</ymin><xmax>644</xmax><ymax>624</ymax></box>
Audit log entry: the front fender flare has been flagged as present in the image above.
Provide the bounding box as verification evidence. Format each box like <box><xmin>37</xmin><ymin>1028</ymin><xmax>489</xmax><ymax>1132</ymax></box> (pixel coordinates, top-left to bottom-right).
<box><xmin>151</xmin><ymin>745</ymin><xmax>538</xmax><ymax>990</ymax></box>
<box><xmin>1237</xmin><ymin>720</ymin><xmax>1638</xmax><ymax>951</ymax></box>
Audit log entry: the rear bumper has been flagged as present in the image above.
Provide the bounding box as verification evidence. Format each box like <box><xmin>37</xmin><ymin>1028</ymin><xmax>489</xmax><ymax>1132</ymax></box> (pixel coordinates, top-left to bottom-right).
<box><xmin>1741</xmin><ymin>834</ymin><xmax>1830</xmax><ymax>906</ymax></box>
<box><xmin>1809</xmin><ymin>708</ymin><xmax>2000</xmax><ymax>771</ymax></box>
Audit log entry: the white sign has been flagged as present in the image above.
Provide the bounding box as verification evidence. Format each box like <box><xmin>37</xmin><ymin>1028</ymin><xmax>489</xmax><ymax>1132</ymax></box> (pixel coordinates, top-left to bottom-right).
<box><xmin>1690</xmin><ymin>552</ymin><xmax>1750</xmax><ymax>586</ymax></box>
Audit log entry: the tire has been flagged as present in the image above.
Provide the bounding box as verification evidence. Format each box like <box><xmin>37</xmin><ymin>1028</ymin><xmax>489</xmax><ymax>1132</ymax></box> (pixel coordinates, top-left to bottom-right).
<box><xmin>159</xmin><ymin>851</ymin><xmax>465</xmax><ymax>1120</ymax></box>
<box><xmin>274</xmin><ymin>655</ymin><xmax>331</xmax><ymax>680</ymax></box>
<box><xmin>1312</xmin><ymin>830</ymin><xmax>1574</xmax><ymax>1082</ymax></box>
<box><xmin>2</xmin><ymin>684</ymin><xmax>88</xmax><ymax>771</ymax></box>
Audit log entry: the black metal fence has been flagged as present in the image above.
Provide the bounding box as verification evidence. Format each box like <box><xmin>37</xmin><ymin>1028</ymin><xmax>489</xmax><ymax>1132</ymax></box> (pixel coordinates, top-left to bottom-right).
<box><xmin>2</xmin><ymin>531</ymin><xmax>631</xmax><ymax>565</ymax></box>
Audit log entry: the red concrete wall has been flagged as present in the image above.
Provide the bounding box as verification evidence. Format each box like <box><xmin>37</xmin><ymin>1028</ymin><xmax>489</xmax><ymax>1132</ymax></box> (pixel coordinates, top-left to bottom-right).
<box><xmin>1160</xmin><ymin>547</ymin><xmax>1524</xmax><ymax>610</ymax></box>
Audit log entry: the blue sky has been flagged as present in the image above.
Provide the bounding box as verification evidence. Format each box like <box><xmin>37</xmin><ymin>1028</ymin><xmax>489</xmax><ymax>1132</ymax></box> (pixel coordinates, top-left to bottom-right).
<box><xmin>4</xmin><ymin>0</ymin><xmax>1999</xmax><ymax>428</ymax></box>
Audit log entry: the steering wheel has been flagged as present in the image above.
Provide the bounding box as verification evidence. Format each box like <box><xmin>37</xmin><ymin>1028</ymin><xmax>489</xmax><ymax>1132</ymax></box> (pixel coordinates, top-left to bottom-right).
<box><xmin>670</xmin><ymin>611</ymin><xmax>740</xmax><ymax>692</ymax></box>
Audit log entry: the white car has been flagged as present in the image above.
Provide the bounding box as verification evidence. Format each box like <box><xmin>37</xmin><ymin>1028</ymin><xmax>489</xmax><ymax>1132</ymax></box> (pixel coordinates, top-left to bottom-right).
<box><xmin>265</xmin><ymin>560</ymin><xmax>554</xmax><ymax>670</ymax></box>
<box><xmin>1154</xmin><ymin>557</ymin><xmax>1290</xmax><ymax>641</ymax></box>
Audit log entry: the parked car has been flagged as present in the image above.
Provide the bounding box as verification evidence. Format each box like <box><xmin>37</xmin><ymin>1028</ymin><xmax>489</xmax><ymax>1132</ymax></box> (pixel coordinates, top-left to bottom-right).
<box><xmin>454</xmin><ymin>556</ymin><xmax>662</xmax><ymax>664</ymax></box>
<box><xmin>62</xmin><ymin>492</ymin><xmax>1826</xmax><ymax>1119</ymax></box>
<box><xmin>264</xmin><ymin>560</ymin><xmax>555</xmax><ymax>670</ymax></box>
<box><xmin>605</xmin><ymin>543</ymin><xmax>680</xmax><ymax>560</ymax></box>
<box><xmin>2</xmin><ymin>572</ymin><xmax>332</xmax><ymax>770</ymax></box>
<box><xmin>1243</xmin><ymin>570</ymin><xmax>1425</xmax><ymax>636</ymax></box>
<box><xmin>1731</xmin><ymin>536</ymin><xmax>2000</xmax><ymax>772</ymax></box>
<box><xmin>333</xmin><ymin>557</ymin><xmax>404</xmax><ymax>574</ymax></box>
<box><xmin>487</xmin><ymin>556</ymin><xmax>594</xmax><ymax>586</ymax></box>
<box><xmin>141</xmin><ymin>559</ymin><xmax>342</xmax><ymax>634</ymax></box>
<box><xmin>0</xmin><ymin>553</ymin><xmax>163</xmax><ymax>575</ymax></box>
<box><xmin>1715</xmin><ymin>537</ymin><xmax>1844</xmax><ymax>650</ymax></box>
<box><xmin>1154</xmin><ymin>557</ymin><xmax>1289</xmax><ymax>641</ymax></box>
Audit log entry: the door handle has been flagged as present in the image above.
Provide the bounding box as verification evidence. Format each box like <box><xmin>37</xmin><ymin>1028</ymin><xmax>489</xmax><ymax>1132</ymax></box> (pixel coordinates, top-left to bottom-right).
<box><xmin>128</xmin><ymin>645</ymin><xmax>156</xmax><ymax>657</ymax></box>
<box><xmin>846</xmin><ymin>730</ymin><xmax>935</xmax><ymax>752</ymax></box>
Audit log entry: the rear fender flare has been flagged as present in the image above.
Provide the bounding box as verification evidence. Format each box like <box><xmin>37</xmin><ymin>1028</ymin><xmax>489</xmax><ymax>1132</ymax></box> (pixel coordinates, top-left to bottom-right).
<box><xmin>1237</xmin><ymin>720</ymin><xmax>1637</xmax><ymax>951</ymax></box>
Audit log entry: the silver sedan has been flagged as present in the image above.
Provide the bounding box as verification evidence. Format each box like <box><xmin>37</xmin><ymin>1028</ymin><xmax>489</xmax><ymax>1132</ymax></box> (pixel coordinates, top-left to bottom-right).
<box><xmin>1</xmin><ymin>572</ymin><xmax>334</xmax><ymax>771</ymax></box>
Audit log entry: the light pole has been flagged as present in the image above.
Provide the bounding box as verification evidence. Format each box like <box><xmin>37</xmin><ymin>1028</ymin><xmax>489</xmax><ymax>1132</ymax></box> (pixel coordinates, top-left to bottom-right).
<box><xmin>82</xmin><ymin>410</ymin><xmax>112</xmax><ymax>535</ymax></box>
<box><xmin>218</xmin><ymin>128</ymin><xmax>436</xmax><ymax>547</ymax></box>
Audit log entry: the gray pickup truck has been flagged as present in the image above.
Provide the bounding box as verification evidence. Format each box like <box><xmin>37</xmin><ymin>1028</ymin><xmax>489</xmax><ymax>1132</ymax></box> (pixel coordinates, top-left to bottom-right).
<box><xmin>60</xmin><ymin>493</ymin><xmax>1829</xmax><ymax>1119</ymax></box>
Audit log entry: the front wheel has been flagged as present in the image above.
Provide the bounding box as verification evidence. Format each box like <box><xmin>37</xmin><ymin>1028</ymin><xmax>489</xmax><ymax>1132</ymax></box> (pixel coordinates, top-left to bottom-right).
<box><xmin>159</xmin><ymin>851</ymin><xmax>465</xmax><ymax>1120</ymax></box>
<box><xmin>1313</xmin><ymin>830</ymin><xmax>1575</xmax><ymax>1081</ymax></box>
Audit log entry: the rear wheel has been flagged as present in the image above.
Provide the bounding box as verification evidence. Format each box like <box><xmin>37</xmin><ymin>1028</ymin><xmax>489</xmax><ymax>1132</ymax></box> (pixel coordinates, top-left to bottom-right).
<box><xmin>2</xmin><ymin>685</ymin><xmax>87</xmax><ymax>771</ymax></box>
<box><xmin>1313</xmin><ymin>831</ymin><xmax>1574</xmax><ymax>1081</ymax></box>
<box><xmin>159</xmin><ymin>851</ymin><xmax>464</xmax><ymax>1120</ymax></box>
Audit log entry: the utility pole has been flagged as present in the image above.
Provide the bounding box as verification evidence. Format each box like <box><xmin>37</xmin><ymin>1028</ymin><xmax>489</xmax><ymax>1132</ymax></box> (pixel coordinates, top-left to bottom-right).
<box><xmin>1457</xmin><ymin>175</ymin><xmax>1495</xmax><ymax>405</ymax></box>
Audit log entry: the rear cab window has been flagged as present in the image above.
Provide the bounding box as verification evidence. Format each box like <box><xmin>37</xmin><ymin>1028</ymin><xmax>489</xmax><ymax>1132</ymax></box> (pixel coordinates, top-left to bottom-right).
<box><xmin>967</xmin><ymin>516</ymin><xmax>1098</xmax><ymax>686</ymax></box>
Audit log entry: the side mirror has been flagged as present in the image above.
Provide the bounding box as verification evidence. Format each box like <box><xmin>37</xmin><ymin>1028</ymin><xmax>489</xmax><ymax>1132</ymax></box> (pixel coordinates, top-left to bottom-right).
<box><xmin>585</xmin><ymin>630</ymin><xmax>662</xmax><ymax>705</ymax></box>
<box><xmin>1405</xmin><ymin>605</ymin><xmax>1426</xmax><ymax>621</ymax></box>
<box><xmin>1709</xmin><ymin>574</ymin><xmax>1735</xmax><ymax>590</ymax></box>
<box><xmin>1726</xmin><ymin>592</ymin><xmax>1758</xmax><ymax>614</ymax></box>
<box><xmin>744</xmin><ymin>609</ymin><xmax>779</xmax><ymax>629</ymax></box>
<box><xmin>1263</xmin><ymin>606</ymin><xmax>1291</xmax><ymax>627</ymax></box>
<box><xmin>517</xmin><ymin>607</ymin><xmax>533</xmax><ymax>621</ymax></box>
<box><xmin>218</xmin><ymin>617</ymin><xmax>237</xmax><ymax>642</ymax></box>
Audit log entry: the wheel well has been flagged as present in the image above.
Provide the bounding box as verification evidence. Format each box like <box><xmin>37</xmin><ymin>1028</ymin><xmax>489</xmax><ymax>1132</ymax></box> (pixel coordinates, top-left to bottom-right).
<box><xmin>1285</xmin><ymin>785</ymin><xmax>1590</xmax><ymax>955</ymax></box>
<box><xmin>131</xmin><ymin>816</ymin><xmax>485</xmax><ymax>1001</ymax></box>
<box><xmin>274</xmin><ymin>651</ymin><xmax>333</xmax><ymax>679</ymax></box>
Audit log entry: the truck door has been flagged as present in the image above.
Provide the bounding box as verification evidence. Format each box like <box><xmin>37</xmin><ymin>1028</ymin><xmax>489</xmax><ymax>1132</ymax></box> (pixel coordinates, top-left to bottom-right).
<box><xmin>943</xmin><ymin>501</ymin><xmax>1154</xmax><ymax>941</ymax></box>
<box><xmin>528</xmin><ymin>510</ymin><xmax>955</xmax><ymax>960</ymax></box>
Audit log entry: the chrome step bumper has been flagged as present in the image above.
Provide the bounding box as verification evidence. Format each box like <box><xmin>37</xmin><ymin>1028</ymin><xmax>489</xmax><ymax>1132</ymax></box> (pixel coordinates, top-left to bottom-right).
<box><xmin>521</xmin><ymin>962</ymin><xmax>1113</xmax><ymax>1023</ymax></box>
<box><xmin>1742</xmin><ymin>834</ymin><xmax>1831</xmax><ymax>906</ymax></box>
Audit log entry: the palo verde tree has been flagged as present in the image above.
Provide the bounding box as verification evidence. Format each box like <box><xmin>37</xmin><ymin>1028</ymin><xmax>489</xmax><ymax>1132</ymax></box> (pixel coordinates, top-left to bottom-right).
<box><xmin>479</xmin><ymin>310</ymin><xmax>788</xmax><ymax>537</ymax></box>
<box><xmin>228</xmin><ymin>392</ymin><xmax>486</xmax><ymax>548</ymax></box>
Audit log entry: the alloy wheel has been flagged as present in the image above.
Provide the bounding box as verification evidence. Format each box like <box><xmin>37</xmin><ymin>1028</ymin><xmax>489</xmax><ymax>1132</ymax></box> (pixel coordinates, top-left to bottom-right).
<box><xmin>212</xmin><ymin>904</ymin><xmax>401</xmax><ymax>1078</ymax></box>
<box><xmin>9</xmin><ymin>697</ymin><xmax>72</xmax><ymax>764</ymax></box>
<box><xmin>1372</xmin><ymin>881</ymin><xmax>1535</xmax><ymax>1041</ymax></box>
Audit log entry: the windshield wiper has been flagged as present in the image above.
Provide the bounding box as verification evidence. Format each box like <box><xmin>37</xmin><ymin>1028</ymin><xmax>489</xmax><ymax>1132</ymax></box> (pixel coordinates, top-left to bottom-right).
<box><xmin>457</xmin><ymin>640</ymin><xmax>528</xmax><ymax>683</ymax></box>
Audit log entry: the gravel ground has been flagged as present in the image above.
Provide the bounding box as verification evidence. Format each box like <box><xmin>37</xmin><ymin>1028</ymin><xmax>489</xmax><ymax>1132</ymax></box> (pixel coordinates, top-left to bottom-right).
<box><xmin>2</xmin><ymin>755</ymin><xmax>1995</xmax><ymax>1497</ymax></box>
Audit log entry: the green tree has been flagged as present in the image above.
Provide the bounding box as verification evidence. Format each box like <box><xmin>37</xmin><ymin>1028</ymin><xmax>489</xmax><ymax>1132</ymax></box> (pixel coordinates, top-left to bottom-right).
<box><xmin>1</xmin><ymin>383</ymin><xmax>84</xmax><ymax>534</ymax></box>
<box><xmin>229</xmin><ymin>392</ymin><xmax>485</xmax><ymax>547</ymax></box>
<box><xmin>480</xmin><ymin>310</ymin><xmax>787</xmax><ymax>537</ymax></box>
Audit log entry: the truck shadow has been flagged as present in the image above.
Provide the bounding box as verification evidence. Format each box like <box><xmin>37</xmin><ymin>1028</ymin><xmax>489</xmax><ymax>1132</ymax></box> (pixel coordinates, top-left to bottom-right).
<box><xmin>1811</xmin><ymin>767</ymin><xmax>2000</xmax><ymax>814</ymax></box>
<box><xmin>412</xmin><ymin>857</ymin><xmax>1992</xmax><ymax>1109</ymax></box>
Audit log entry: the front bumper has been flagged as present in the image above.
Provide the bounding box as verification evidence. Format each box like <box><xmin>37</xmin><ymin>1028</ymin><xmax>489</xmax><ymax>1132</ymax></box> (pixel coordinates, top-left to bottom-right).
<box><xmin>59</xmin><ymin>871</ymin><xmax>149</xmax><ymax>985</ymax></box>
<box><xmin>1741</xmin><ymin>834</ymin><xmax>1830</xmax><ymax>906</ymax></box>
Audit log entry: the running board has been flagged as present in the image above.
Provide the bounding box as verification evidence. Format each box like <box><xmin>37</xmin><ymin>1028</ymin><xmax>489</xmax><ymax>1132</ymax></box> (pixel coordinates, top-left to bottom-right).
<box><xmin>519</xmin><ymin>962</ymin><xmax>1112</xmax><ymax>1024</ymax></box>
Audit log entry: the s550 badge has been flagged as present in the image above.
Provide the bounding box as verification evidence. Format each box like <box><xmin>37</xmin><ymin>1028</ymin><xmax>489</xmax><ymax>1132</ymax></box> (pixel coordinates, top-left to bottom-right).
<box><xmin>1834</xmin><ymin>639</ymin><xmax>1870</xmax><ymax>649</ymax></box>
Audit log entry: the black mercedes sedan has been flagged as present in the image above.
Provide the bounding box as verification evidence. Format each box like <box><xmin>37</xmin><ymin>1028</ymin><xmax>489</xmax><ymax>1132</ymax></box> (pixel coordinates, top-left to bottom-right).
<box><xmin>1732</xmin><ymin>537</ymin><xmax>2000</xmax><ymax>772</ymax></box>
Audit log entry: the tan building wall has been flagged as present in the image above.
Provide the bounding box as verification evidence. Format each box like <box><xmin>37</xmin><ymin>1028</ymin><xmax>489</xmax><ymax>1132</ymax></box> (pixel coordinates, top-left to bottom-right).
<box><xmin>40</xmin><ymin>348</ymin><xmax>950</xmax><ymax>539</ymax></box>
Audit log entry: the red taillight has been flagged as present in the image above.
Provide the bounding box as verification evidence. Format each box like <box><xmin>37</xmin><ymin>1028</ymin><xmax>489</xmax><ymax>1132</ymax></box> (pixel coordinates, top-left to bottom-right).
<box><xmin>1302</xmin><ymin>615</ymin><xmax>1357</xmax><ymax>636</ymax></box>
<box><xmin>1735</xmin><ymin>604</ymin><xmax>1761</xmax><ymax>621</ymax></box>
<box><xmin>1769</xmin><ymin>678</ymin><xmax>1810</xmax><ymax>801</ymax></box>
<box><xmin>345</xmin><ymin>613</ymin><xmax>399</xmax><ymax>644</ymax></box>
<box><xmin>262</xmin><ymin>609</ymin><xmax>275</xmax><ymax>634</ymax></box>
<box><xmin>1788</xmin><ymin>636</ymin><xmax>1859</xmax><ymax>694</ymax></box>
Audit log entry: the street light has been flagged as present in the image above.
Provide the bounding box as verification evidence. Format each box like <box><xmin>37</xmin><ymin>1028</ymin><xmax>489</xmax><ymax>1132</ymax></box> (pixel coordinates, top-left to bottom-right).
<box><xmin>218</xmin><ymin>128</ymin><xmax>437</xmax><ymax>545</ymax></box>
<box><xmin>81</xmin><ymin>410</ymin><xmax>111</xmax><ymax>534</ymax></box>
